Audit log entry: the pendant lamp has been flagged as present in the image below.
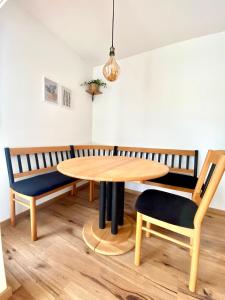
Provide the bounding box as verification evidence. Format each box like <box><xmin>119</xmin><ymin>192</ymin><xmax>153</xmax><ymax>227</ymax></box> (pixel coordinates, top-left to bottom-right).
<box><xmin>103</xmin><ymin>0</ymin><xmax>120</xmax><ymax>82</ymax></box>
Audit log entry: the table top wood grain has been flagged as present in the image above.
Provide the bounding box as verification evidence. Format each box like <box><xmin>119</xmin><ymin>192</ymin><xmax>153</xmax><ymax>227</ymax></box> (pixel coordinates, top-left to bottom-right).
<box><xmin>57</xmin><ymin>156</ymin><xmax>169</xmax><ymax>182</ymax></box>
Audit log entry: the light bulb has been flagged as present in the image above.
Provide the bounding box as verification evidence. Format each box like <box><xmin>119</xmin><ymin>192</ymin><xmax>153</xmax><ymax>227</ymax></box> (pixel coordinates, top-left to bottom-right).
<box><xmin>103</xmin><ymin>47</ymin><xmax>120</xmax><ymax>82</ymax></box>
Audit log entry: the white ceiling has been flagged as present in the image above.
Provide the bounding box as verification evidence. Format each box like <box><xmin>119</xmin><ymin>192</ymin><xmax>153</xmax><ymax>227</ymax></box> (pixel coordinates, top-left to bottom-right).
<box><xmin>17</xmin><ymin>0</ymin><xmax>225</xmax><ymax>66</ymax></box>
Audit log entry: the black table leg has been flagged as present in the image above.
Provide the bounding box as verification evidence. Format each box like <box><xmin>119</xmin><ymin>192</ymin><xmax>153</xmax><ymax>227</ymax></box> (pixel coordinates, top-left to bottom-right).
<box><xmin>111</xmin><ymin>182</ymin><xmax>125</xmax><ymax>234</ymax></box>
<box><xmin>111</xmin><ymin>182</ymin><xmax>119</xmax><ymax>234</ymax></box>
<box><xmin>99</xmin><ymin>181</ymin><xmax>106</xmax><ymax>229</ymax></box>
<box><xmin>118</xmin><ymin>182</ymin><xmax>125</xmax><ymax>226</ymax></box>
<box><xmin>100</xmin><ymin>181</ymin><xmax>125</xmax><ymax>234</ymax></box>
<box><xmin>106</xmin><ymin>182</ymin><xmax>112</xmax><ymax>221</ymax></box>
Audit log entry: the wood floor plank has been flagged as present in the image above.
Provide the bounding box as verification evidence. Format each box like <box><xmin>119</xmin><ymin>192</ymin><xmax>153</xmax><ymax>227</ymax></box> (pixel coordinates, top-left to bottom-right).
<box><xmin>9</xmin><ymin>286</ymin><xmax>35</xmax><ymax>300</ymax></box>
<box><xmin>6</xmin><ymin>269</ymin><xmax>21</xmax><ymax>293</ymax></box>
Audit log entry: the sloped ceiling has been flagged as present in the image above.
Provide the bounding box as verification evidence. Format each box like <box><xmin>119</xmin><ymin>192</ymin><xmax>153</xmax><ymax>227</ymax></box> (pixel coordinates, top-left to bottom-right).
<box><xmin>17</xmin><ymin>0</ymin><xmax>225</xmax><ymax>66</ymax></box>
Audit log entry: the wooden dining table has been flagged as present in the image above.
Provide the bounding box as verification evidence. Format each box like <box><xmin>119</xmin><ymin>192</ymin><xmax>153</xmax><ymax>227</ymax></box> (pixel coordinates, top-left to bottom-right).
<box><xmin>57</xmin><ymin>156</ymin><xmax>169</xmax><ymax>255</ymax></box>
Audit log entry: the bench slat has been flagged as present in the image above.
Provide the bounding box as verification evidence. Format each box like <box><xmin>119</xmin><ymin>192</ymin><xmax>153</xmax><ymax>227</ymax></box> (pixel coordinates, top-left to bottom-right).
<box><xmin>10</xmin><ymin>146</ymin><xmax>71</xmax><ymax>156</ymax></box>
<box><xmin>158</xmin><ymin>153</ymin><xmax>161</xmax><ymax>162</ymax></box>
<box><xmin>49</xmin><ymin>152</ymin><xmax>53</xmax><ymax>166</ymax></box>
<box><xmin>42</xmin><ymin>153</ymin><xmax>47</xmax><ymax>168</ymax></box>
<box><xmin>55</xmin><ymin>152</ymin><xmax>59</xmax><ymax>164</ymax></box>
<box><xmin>14</xmin><ymin>166</ymin><xmax>57</xmax><ymax>178</ymax></box>
<box><xmin>186</xmin><ymin>156</ymin><xmax>190</xmax><ymax>170</ymax></box>
<box><xmin>35</xmin><ymin>153</ymin><xmax>40</xmax><ymax>169</ymax></box>
<box><xmin>117</xmin><ymin>146</ymin><xmax>196</xmax><ymax>156</ymax></box>
<box><xmin>60</xmin><ymin>151</ymin><xmax>64</xmax><ymax>160</ymax></box>
<box><xmin>164</xmin><ymin>154</ymin><xmax>168</xmax><ymax>165</ymax></box>
<box><xmin>17</xmin><ymin>155</ymin><xmax>23</xmax><ymax>173</ymax></box>
<box><xmin>26</xmin><ymin>154</ymin><xmax>32</xmax><ymax>171</ymax></box>
<box><xmin>179</xmin><ymin>155</ymin><xmax>182</xmax><ymax>169</ymax></box>
<box><xmin>171</xmin><ymin>154</ymin><xmax>175</xmax><ymax>168</ymax></box>
<box><xmin>74</xmin><ymin>145</ymin><xmax>114</xmax><ymax>151</ymax></box>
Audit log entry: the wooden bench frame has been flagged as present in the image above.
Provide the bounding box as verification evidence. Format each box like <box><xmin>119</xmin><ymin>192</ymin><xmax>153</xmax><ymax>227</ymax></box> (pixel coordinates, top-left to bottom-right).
<box><xmin>116</xmin><ymin>146</ymin><xmax>198</xmax><ymax>193</ymax></box>
<box><xmin>5</xmin><ymin>146</ymin><xmax>78</xmax><ymax>241</ymax></box>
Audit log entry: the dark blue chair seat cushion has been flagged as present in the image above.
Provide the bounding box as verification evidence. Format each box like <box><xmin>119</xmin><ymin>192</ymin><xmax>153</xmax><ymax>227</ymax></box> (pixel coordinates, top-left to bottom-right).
<box><xmin>148</xmin><ymin>172</ymin><xmax>198</xmax><ymax>190</ymax></box>
<box><xmin>11</xmin><ymin>171</ymin><xmax>76</xmax><ymax>197</ymax></box>
<box><xmin>135</xmin><ymin>189</ymin><xmax>198</xmax><ymax>228</ymax></box>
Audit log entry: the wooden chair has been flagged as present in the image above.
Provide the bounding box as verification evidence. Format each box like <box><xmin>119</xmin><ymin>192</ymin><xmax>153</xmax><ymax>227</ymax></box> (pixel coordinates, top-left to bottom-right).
<box><xmin>5</xmin><ymin>146</ymin><xmax>78</xmax><ymax>241</ymax></box>
<box><xmin>134</xmin><ymin>150</ymin><xmax>225</xmax><ymax>292</ymax></box>
<box><xmin>73</xmin><ymin>145</ymin><xmax>116</xmax><ymax>202</ymax></box>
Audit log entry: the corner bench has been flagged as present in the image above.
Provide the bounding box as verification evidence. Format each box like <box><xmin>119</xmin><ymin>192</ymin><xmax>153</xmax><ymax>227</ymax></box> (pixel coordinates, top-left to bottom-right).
<box><xmin>4</xmin><ymin>144</ymin><xmax>199</xmax><ymax>241</ymax></box>
<box><xmin>5</xmin><ymin>146</ymin><xmax>78</xmax><ymax>241</ymax></box>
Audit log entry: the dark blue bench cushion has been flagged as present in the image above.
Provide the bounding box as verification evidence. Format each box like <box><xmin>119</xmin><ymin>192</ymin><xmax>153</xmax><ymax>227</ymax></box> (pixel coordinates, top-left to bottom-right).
<box><xmin>148</xmin><ymin>172</ymin><xmax>198</xmax><ymax>190</ymax></box>
<box><xmin>135</xmin><ymin>189</ymin><xmax>198</xmax><ymax>228</ymax></box>
<box><xmin>11</xmin><ymin>171</ymin><xmax>76</xmax><ymax>197</ymax></box>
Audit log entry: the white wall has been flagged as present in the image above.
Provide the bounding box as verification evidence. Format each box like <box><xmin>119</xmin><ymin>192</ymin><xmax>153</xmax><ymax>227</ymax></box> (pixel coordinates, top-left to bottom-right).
<box><xmin>0</xmin><ymin>1</ymin><xmax>92</xmax><ymax>221</ymax></box>
<box><xmin>93</xmin><ymin>32</ymin><xmax>225</xmax><ymax>210</ymax></box>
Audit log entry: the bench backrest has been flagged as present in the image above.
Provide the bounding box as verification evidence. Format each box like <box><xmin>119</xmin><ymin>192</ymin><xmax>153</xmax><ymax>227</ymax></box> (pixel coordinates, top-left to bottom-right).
<box><xmin>5</xmin><ymin>144</ymin><xmax>199</xmax><ymax>184</ymax></box>
<box><xmin>73</xmin><ymin>145</ymin><xmax>115</xmax><ymax>157</ymax></box>
<box><xmin>5</xmin><ymin>146</ymin><xmax>74</xmax><ymax>184</ymax></box>
<box><xmin>116</xmin><ymin>146</ymin><xmax>198</xmax><ymax>177</ymax></box>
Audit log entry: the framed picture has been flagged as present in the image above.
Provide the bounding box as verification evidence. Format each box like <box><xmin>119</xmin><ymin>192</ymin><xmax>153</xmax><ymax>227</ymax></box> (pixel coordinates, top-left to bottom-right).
<box><xmin>44</xmin><ymin>77</ymin><xmax>58</xmax><ymax>104</ymax></box>
<box><xmin>61</xmin><ymin>86</ymin><xmax>72</xmax><ymax>109</ymax></box>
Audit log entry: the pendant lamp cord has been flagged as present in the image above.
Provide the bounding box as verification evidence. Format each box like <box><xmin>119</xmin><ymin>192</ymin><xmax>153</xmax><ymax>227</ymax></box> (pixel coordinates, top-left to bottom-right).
<box><xmin>111</xmin><ymin>0</ymin><xmax>115</xmax><ymax>47</ymax></box>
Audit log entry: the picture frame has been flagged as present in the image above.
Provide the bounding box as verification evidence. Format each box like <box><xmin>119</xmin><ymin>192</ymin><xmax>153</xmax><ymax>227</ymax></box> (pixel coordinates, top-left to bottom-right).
<box><xmin>61</xmin><ymin>86</ymin><xmax>72</xmax><ymax>109</ymax></box>
<box><xmin>44</xmin><ymin>77</ymin><xmax>58</xmax><ymax>104</ymax></box>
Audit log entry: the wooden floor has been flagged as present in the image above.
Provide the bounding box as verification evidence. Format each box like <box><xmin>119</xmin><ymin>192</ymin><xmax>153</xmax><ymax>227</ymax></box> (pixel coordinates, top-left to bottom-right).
<box><xmin>2</xmin><ymin>185</ymin><xmax>225</xmax><ymax>300</ymax></box>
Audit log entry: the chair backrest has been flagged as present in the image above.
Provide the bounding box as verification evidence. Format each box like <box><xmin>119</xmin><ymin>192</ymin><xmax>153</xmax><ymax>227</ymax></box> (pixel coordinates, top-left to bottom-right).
<box><xmin>193</xmin><ymin>150</ymin><xmax>225</xmax><ymax>227</ymax></box>
<box><xmin>73</xmin><ymin>145</ymin><xmax>116</xmax><ymax>157</ymax></box>
<box><xmin>117</xmin><ymin>146</ymin><xmax>198</xmax><ymax>177</ymax></box>
<box><xmin>5</xmin><ymin>146</ymin><xmax>74</xmax><ymax>184</ymax></box>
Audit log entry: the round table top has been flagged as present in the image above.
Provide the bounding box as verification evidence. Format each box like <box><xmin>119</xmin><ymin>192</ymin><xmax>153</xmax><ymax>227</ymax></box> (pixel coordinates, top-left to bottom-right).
<box><xmin>57</xmin><ymin>156</ymin><xmax>169</xmax><ymax>182</ymax></box>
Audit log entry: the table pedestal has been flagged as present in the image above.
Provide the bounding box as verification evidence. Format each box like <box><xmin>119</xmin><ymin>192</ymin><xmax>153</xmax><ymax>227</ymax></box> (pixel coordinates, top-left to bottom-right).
<box><xmin>83</xmin><ymin>181</ymin><xmax>136</xmax><ymax>255</ymax></box>
<box><xmin>82</xmin><ymin>215</ymin><xmax>135</xmax><ymax>255</ymax></box>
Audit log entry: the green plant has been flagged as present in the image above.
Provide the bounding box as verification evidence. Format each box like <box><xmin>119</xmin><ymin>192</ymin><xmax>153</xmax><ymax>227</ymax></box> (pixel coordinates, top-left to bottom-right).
<box><xmin>81</xmin><ymin>79</ymin><xmax>107</xmax><ymax>88</ymax></box>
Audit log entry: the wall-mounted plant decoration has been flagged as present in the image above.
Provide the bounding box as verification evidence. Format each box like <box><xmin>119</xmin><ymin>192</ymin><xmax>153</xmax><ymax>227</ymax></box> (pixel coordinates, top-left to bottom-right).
<box><xmin>81</xmin><ymin>79</ymin><xmax>107</xmax><ymax>101</ymax></box>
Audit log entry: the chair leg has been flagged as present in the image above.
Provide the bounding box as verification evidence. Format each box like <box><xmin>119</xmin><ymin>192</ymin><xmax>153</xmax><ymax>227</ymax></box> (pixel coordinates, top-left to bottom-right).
<box><xmin>190</xmin><ymin>237</ymin><xmax>193</xmax><ymax>256</ymax></box>
<box><xmin>134</xmin><ymin>212</ymin><xmax>143</xmax><ymax>266</ymax></box>
<box><xmin>146</xmin><ymin>222</ymin><xmax>151</xmax><ymax>238</ymax></box>
<box><xmin>189</xmin><ymin>229</ymin><xmax>201</xmax><ymax>292</ymax></box>
<box><xmin>70</xmin><ymin>184</ymin><xmax>77</xmax><ymax>196</ymax></box>
<box><xmin>30</xmin><ymin>198</ymin><xmax>37</xmax><ymax>241</ymax></box>
<box><xmin>89</xmin><ymin>181</ymin><xmax>94</xmax><ymax>202</ymax></box>
<box><xmin>10</xmin><ymin>189</ymin><xmax>15</xmax><ymax>226</ymax></box>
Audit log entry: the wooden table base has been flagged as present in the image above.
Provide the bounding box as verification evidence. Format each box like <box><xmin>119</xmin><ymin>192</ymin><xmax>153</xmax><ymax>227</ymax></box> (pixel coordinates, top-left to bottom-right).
<box><xmin>82</xmin><ymin>215</ymin><xmax>136</xmax><ymax>256</ymax></box>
